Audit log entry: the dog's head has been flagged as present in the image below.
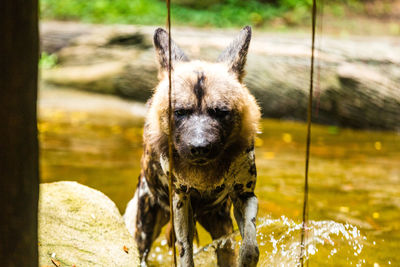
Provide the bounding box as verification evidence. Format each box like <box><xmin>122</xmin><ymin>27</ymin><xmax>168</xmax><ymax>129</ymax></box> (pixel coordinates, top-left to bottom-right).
<box><xmin>146</xmin><ymin>26</ymin><xmax>260</xmax><ymax>166</ymax></box>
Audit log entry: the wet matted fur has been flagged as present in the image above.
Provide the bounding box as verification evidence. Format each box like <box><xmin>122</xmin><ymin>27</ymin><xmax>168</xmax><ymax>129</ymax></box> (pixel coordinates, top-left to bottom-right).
<box><xmin>124</xmin><ymin>26</ymin><xmax>261</xmax><ymax>267</ymax></box>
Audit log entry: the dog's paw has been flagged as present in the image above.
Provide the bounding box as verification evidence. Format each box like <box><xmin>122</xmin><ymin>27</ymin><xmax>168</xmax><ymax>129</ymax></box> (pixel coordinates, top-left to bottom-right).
<box><xmin>239</xmin><ymin>242</ymin><xmax>259</xmax><ymax>267</ymax></box>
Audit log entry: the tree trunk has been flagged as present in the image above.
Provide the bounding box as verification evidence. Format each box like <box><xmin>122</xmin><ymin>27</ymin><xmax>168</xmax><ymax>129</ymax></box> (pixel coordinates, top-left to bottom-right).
<box><xmin>0</xmin><ymin>0</ymin><xmax>39</xmax><ymax>266</ymax></box>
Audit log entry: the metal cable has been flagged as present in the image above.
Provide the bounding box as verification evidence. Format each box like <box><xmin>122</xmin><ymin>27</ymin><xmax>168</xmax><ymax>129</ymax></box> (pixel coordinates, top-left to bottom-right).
<box><xmin>300</xmin><ymin>0</ymin><xmax>317</xmax><ymax>266</ymax></box>
<box><xmin>166</xmin><ymin>0</ymin><xmax>177</xmax><ymax>266</ymax></box>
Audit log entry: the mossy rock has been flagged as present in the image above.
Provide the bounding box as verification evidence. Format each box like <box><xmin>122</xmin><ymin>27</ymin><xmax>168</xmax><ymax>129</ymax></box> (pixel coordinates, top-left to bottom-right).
<box><xmin>38</xmin><ymin>181</ymin><xmax>139</xmax><ymax>267</ymax></box>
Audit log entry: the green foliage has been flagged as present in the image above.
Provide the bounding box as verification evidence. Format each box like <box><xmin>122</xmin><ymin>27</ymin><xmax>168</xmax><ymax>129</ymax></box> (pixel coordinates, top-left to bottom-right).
<box><xmin>39</xmin><ymin>52</ymin><xmax>57</xmax><ymax>69</ymax></box>
<box><xmin>40</xmin><ymin>0</ymin><xmax>309</xmax><ymax>27</ymax></box>
<box><xmin>40</xmin><ymin>0</ymin><xmax>370</xmax><ymax>28</ymax></box>
<box><xmin>278</xmin><ymin>0</ymin><xmax>312</xmax><ymax>9</ymax></box>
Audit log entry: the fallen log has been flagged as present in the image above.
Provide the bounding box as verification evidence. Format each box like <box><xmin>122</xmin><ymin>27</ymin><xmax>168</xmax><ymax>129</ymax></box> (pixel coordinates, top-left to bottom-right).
<box><xmin>41</xmin><ymin>21</ymin><xmax>400</xmax><ymax>130</ymax></box>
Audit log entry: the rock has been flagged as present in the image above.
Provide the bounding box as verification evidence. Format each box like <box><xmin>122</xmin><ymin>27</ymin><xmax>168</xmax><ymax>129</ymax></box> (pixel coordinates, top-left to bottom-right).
<box><xmin>40</xmin><ymin>21</ymin><xmax>400</xmax><ymax>130</ymax></box>
<box><xmin>42</xmin><ymin>61</ymin><xmax>126</xmax><ymax>94</ymax></box>
<box><xmin>42</xmin><ymin>23</ymin><xmax>157</xmax><ymax>101</ymax></box>
<box><xmin>334</xmin><ymin>63</ymin><xmax>400</xmax><ymax>129</ymax></box>
<box><xmin>38</xmin><ymin>85</ymin><xmax>147</xmax><ymax>125</ymax></box>
<box><xmin>114</xmin><ymin>50</ymin><xmax>158</xmax><ymax>101</ymax></box>
<box><xmin>38</xmin><ymin>181</ymin><xmax>139</xmax><ymax>267</ymax></box>
<box><xmin>40</xmin><ymin>22</ymin><xmax>92</xmax><ymax>53</ymax></box>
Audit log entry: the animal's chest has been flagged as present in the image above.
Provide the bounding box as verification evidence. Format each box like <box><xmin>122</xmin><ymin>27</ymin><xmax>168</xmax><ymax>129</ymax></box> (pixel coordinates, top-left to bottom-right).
<box><xmin>146</xmin><ymin>147</ymin><xmax>257</xmax><ymax>210</ymax></box>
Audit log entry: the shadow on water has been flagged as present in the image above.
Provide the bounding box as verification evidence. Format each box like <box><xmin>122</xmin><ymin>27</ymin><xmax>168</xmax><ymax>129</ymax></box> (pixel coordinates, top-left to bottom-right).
<box><xmin>39</xmin><ymin>90</ymin><xmax>399</xmax><ymax>266</ymax></box>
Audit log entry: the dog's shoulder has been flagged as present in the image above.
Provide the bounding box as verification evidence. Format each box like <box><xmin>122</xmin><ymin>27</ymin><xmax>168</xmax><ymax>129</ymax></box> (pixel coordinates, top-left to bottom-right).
<box><xmin>224</xmin><ymin>143</ymin><xmax>257</xmax><ymax>196</ymax></box>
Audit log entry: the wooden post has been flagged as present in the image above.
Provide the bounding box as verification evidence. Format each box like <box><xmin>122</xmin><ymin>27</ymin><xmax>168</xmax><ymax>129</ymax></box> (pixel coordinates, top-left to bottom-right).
<box><xmin>0</xmin><ymin>0</ymin><xmax>39</xmax><ymax>266</ymax></box>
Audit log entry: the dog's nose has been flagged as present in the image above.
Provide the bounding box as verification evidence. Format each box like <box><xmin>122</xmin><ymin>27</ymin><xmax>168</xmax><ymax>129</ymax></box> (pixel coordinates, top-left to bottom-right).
<box><xmin>190</xmin><ymin>145</ymin><xmax>211</xmax><ymax>157</ymax></box>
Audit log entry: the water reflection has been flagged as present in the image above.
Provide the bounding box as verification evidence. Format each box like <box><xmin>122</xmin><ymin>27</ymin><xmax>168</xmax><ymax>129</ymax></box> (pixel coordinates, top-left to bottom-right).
<box><xmin>39</xmin><ymin>104</ymin><xmax>399</xmax><ymax>266</ymax></box>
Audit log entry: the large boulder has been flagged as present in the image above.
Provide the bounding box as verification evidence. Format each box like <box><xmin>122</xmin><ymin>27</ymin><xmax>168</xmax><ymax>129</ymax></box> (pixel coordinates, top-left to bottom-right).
<box><xmin>40</xmin><ymin>22</ymin><xmax>400</xmax><ymax>130</ymax></box>
<box><xmin>38</xmin><ymin>181</ymin><xmax>139</xmax><ymax>267</ymax></box>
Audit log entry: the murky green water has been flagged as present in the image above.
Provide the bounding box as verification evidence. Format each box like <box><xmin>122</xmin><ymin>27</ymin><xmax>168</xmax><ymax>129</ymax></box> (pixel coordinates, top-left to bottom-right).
<box><xmin>39</xmin><ymin>108</ymin><xmax>400</xmax><ymax>266</ymax></box>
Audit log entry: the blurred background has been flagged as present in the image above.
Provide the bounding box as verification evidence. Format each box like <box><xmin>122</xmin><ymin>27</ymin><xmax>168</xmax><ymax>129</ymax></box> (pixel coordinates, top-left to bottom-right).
<box><xmin>38</xmin><ymin>0</ymin><xmax>399</xmax><ymax>266</ymax></box>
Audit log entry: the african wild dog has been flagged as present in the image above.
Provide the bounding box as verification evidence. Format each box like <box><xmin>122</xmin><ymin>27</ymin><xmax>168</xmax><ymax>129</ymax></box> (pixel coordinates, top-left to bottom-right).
<box><xmin>124</xmin><ymin>26</ymin><xmax>261</xmax><ymax>267</ymax></box>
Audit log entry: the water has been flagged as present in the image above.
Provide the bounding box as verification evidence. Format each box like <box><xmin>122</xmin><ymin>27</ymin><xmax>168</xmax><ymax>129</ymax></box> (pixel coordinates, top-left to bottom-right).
<box><xmin>39</xmin><ymin>103</ymin><xmax>400</xmax><ymax>266</ymax></box>
<box><xmin>147</xmin><ymin>216</ymin><xmax>368</xmax><ymax>266</ymax></box>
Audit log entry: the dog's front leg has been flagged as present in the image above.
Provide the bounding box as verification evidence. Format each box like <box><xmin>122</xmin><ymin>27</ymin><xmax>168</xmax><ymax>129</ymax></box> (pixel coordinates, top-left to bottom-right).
<box><xmin>232</xmin><ymin>193</ymin><xmax>259</xmax><ymax>267</ymax></box>
<box><xmin>173</xmin><ymin>190</ymin><xmax>195</xmax><ymax>267</ymax></box>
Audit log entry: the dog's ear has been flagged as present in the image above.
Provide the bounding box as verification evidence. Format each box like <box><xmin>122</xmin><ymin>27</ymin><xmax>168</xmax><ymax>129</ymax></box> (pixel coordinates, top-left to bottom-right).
<box><xmin>153</xmin><ymin>28</ymin><xmax>189</xmax><ymax>72</ymax></box>
<box><xmin>217</xmin><ymin>26</ymin><xmax>251</xmax><ymax>82</ymax></box>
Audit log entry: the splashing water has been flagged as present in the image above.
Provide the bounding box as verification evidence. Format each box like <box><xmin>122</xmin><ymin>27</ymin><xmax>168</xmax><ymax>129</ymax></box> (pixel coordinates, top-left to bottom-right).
<box><xmin>147</xmin><ymin>216</ymin><xmax>367</xmax><ymax>266</ymax></box>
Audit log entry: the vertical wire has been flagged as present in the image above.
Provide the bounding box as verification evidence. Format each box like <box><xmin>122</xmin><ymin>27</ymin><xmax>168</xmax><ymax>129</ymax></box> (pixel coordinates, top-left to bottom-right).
<box><xmin>300</xmin><ymin>0</ymin><xmax>317</xmax><ymax>266</ymax></box>
<box><xmin>314</xmin><ymin>0</ymin><xmax>324</xmax><ymax>118</ymax></box>
<box><xmin>166</xmin><ymin>0</ymin><xmax>177</xmax><ymax>266</ymax></box>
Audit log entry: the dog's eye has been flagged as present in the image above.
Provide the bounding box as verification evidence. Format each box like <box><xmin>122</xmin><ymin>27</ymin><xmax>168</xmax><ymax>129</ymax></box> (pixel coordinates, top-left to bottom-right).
<box><xmin>174</xmin><ymin>109</ymin><xmax>191</xmax><ymax>117</ymax></box>
<box><xmin>208</xmin><ymin>108</ymin><xmax>231</xmax><ymax>118</ymax></box>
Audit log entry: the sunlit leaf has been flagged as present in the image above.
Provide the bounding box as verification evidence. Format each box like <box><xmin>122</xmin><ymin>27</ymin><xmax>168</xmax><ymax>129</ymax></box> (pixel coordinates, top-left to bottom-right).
<box><xmin>282</xmin><ymin>133</ymin><xmax>292</xmax><ymax>143</ymax></box>
<box><xmin>339</xmin><ymin>206</ymin><xmax>349</xmax><ymax>213</ymax></box>
<box><xmin>374</xmin><ymin>141</ymin><xmax>382</xmax><ymax>151</ymax></box>
<box><xmin>51</xmin><ymin>259</ymin><xmax>60</xmax><ymax>267</ymax></box>
<box><xmin>263</xmin><ymin>152</ymin><xmax>275</xmax><ymax>159</ymax></box>
<box><xmin>255</xmin><ymin>136</ymin><xmax>263</xmax><ymax>147</ymax></box>
<box><xmin>111</xmin><ymin>125</ymin><xmax>122</xmax><ymax>134</ymax></box>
